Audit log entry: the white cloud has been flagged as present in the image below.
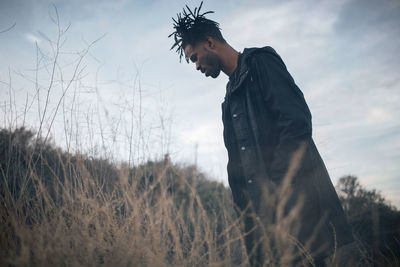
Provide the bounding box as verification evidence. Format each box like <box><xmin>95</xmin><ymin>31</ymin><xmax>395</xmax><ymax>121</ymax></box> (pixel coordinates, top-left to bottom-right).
<box><xmin>367</xmin><ymin>107</ymin><xmax>393</xmax><ymax>124</ymax></box>
<box><xmin>180</xmin><ymin>124</ymin><xmax>219</xmax><ymax>146</ymax></box>
<box><xmin>25</xmin><ymin>33</ymin><xmax>41</xmax><ymax>44</ymax></box>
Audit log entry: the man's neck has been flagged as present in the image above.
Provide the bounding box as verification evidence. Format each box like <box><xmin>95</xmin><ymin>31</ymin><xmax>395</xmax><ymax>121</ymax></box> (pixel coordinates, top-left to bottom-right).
<box><xmin>220</xmin><ymin>45</ymin><xmax>240</xmax><ymax>77</ymax></box>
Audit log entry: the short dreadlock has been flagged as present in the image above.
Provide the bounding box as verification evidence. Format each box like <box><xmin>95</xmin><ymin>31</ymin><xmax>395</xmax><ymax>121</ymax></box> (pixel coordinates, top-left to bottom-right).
<box><xmin>169</xmin><ymin>1</ymin><xmax>225</xmax><ymax>63</ymax></box>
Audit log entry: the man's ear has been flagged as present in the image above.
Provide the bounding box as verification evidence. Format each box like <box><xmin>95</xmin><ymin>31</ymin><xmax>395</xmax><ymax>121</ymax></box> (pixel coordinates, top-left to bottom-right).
<box><xmin>206</xmin><ymin>36</ymin><xmax>216</xmax><ymax>50</ymax></box>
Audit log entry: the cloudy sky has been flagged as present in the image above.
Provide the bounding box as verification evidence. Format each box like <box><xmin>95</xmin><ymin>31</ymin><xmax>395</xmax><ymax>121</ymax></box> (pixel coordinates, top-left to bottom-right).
<box><xmin>1</xmin><ymin>0</ymin><xmax>399</xmax><ymax>207</ymax></box>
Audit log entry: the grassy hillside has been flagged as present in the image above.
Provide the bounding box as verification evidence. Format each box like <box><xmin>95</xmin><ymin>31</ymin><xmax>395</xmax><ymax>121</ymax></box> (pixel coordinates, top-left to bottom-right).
<box><xmin>1</xmin><ymin>127</ymin><xmax>399</xmax><ymax>266</ymax></box>
<box><xmin>0</xmin><ymin>127</ymin><xmax>243</xmax><ymax>266</ymax></box>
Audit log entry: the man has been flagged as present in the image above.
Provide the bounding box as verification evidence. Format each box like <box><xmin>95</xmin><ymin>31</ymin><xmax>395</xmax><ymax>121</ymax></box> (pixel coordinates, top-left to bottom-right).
<box><xmin>170</xmin><ymin>3</ymin><xmax>358</xmax><ymax>266</ymax></box>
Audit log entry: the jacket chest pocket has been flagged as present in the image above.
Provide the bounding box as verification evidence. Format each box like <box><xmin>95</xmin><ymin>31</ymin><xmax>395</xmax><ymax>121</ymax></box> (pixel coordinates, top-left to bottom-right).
<box><xmin>228</xmin><ymin>93</ymin><xmax>254</xmax><ymax>147</ymax></box>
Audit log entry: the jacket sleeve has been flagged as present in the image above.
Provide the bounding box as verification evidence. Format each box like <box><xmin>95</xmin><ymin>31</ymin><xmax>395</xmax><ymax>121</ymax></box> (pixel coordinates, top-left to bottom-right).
<box><xmin>251</xmin><ymin>51</ymin><xmax>312</xmax><ymax>183</ymax></box>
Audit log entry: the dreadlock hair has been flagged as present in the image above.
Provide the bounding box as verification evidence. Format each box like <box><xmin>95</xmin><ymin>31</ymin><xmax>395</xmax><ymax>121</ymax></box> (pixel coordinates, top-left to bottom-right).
<box><xmin>169</xmin><ymin>1</ymin><xmax>226</xmax><ymax>62</ymax></box>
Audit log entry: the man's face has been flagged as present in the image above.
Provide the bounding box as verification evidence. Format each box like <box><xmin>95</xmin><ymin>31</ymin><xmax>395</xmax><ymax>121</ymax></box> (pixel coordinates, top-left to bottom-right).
<box><xmin>184</xmin><ymin>42</ymin><xmax>221</xmax><ymax>78</ymax></box>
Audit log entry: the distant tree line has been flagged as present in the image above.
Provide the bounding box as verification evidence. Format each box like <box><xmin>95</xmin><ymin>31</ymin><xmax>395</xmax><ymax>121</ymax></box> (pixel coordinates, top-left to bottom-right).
<box><xmin>336</xmin><ymin>175</ymin><xmax>400</xmax><ymax>265</ymax></box>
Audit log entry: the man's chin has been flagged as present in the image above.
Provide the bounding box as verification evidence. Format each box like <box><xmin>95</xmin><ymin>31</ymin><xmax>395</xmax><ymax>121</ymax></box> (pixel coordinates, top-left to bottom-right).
<box><xmin>210</xmin><ymin>70</ymin><xmax>220</xmax><ymax>79</ymax></box>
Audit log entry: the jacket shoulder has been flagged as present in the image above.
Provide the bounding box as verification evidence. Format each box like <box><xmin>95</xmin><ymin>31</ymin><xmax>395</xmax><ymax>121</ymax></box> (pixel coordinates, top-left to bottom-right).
<box><xmin>244</xmin><ymin>46</ymin><xmax>277</xmax><ymax>56</ymax></box>
<box><xmin>244</xmin><ymin>46</ymin><xmax>286</xmax><ymax>68</ymax></box>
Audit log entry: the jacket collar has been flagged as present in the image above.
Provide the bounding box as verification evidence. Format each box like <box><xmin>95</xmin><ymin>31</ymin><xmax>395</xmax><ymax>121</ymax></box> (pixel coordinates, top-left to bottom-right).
<box><xmin>226</xmin><ymin>46</ymin><xmax>277</xmax><ymax>96</ymax></box>
<box><xmin>226</xmin><ymin>49</ymin><xmax>251</xmax><ymax>95</ymax></box>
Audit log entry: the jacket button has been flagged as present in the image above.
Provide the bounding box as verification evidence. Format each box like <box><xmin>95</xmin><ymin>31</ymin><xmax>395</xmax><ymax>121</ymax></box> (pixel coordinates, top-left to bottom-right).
<box><xmin>241</xmin><ymin>146</ymin><xmax>246</xmax><ymax>151</ymax></box>
<box><xmin>248</xmin><ymin>179</ymin><xmax>253</xmax><ymax>184</ymax></box>
<box><xmin>233</xmin><ymin>114</ymin><xmax>238</xmax><ymax>118</ymax></box>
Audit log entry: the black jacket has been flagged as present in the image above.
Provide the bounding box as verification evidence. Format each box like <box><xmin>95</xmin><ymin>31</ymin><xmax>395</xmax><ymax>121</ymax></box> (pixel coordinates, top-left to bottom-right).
<box><xmin>222</xmin><ymin>46</ymin><xmax>353</xmax><ymax>259</ymax></box>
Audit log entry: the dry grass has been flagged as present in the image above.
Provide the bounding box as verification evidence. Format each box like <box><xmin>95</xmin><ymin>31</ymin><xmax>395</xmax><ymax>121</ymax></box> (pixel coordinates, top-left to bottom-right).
<box><xmin>0</xmin><ymin>129</ymin><xmax>372</xmax><ymax>267</ymax></box>
<box><xmin>0</xmin><ymin>131</ymin><xmax>245</xmax><ymax>266</ymax></box>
